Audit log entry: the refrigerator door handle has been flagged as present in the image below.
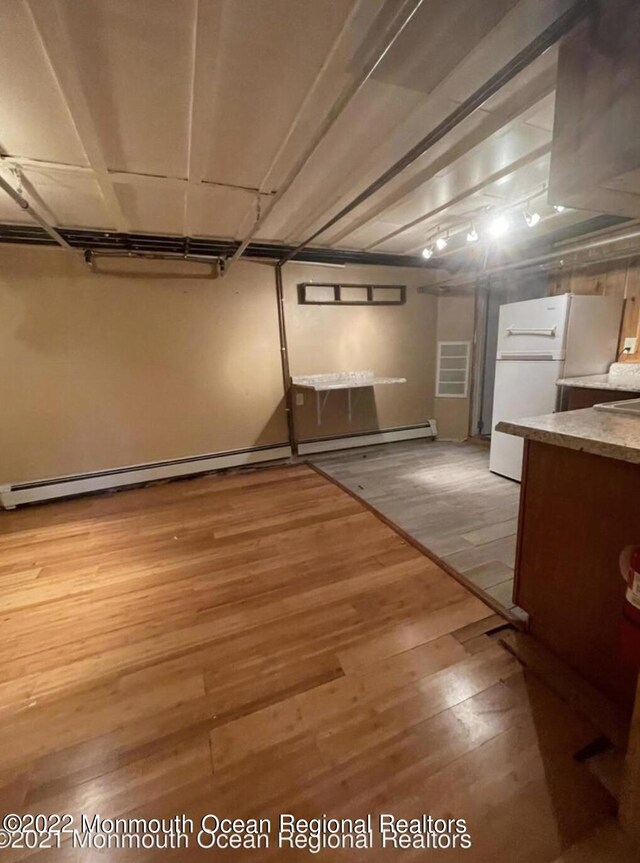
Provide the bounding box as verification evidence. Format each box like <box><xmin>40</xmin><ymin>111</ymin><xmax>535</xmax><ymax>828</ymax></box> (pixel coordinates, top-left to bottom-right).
<box><xmin>498</xmin><ymin>351</ymin><xmax>559</xmax><ymax>360</ymax></box>
<box><xmin>506</xmin><ymin>325</ymin><xmax>557</xmax><ymax>337</ymax></box>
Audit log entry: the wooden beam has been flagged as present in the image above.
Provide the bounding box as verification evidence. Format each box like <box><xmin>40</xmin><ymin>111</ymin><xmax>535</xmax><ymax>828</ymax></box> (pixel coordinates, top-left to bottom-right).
<box><xmin>24</xmin><ymin>0</ymin><xmax>129</xmax><ymax>232</ymax></box>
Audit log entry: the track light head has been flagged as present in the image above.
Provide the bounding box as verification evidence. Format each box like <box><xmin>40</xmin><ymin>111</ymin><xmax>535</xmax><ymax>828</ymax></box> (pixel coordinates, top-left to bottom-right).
<box><xmin>553</xmin><ymin>204</ymin><xmax>566</xmax><ymax>213</ymax></box>
<box><xmin>466</xmin><ymin>226</ymin><xmax>478</xmax><ymax>243</ymax></box>
<box><xmin>524</xmin><ymin>209</ymin><xmax>541</xmax><ymax>227</ymax></box>
<box><xmin>435</xmin><ymin>236</ymin><xmax>448</xmax><ymax>251</ymax></box>
<box><xmin>422</xmin><ymin>247</ymin><xmax>433</xmax><ymax>259</ymax></box>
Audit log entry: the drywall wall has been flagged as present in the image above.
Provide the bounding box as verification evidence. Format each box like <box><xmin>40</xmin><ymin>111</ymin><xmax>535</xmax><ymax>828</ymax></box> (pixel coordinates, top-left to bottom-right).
<box><xmin>434</xmin><ymin>294</ymin><xmax>476</xmax><ymax>441</ymax></box>
<box><xmin>0</xmin><ymin>246</ymin><xmax>288</xmax><ymax>484</ymax></box>
<box><xmin>0</xmin><ymin>246</ymin><xmax>442</xmax><ymax>484</ymax></box>
<box><xmin>282</xmin><ymin>263</ymin><xmax>439</xmax><ymax>441</ymax></box>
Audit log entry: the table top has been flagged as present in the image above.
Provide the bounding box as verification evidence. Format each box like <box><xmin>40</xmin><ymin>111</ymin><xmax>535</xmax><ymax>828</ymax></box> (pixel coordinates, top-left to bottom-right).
<box><xmin>292</xmin><ymin>372</ymin><xmax>406</xmax><ymax>391</ymax></box>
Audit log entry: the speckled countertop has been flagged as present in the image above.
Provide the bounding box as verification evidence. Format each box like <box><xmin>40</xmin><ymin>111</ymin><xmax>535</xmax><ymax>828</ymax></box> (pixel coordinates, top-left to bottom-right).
<box><xmin>557</xmin><ymin>373</ymin><xmax>640</xmax><ymax>392</ymax></box>
<box><xmin>292</xmin><ymin>372</ymin><xmax>406</xmax><ymax>391</ymax></box>
<box><xmin>496</xmin><ymin>408</ymin><xmax>640</xmax><ymax>464</ymax></box>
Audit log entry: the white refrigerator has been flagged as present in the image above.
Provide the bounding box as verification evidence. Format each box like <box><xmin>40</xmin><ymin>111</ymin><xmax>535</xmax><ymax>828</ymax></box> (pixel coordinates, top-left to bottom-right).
<box><xmin>489</xmin><ymin>293</ymin><xmax>623</xmax><ymax>481</ymax></box>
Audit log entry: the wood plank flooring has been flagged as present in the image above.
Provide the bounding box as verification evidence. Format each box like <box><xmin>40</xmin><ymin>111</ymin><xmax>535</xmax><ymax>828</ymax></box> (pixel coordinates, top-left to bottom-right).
<box><xmin>0</xmin><ymin>464</ymin><xmax>634</xmax><ymax>861</ymax></box>
<box><xmin>311</xmin><ymin>440</ymin><xmax>521</xmax><ymax>611</ymax></box>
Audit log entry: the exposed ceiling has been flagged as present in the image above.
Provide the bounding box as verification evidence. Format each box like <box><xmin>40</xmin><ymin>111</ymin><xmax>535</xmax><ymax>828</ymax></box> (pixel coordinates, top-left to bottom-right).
<box><xmin>0</xmin><ymin>0</ymin><xmax>607</xmax><ymax>262</ymax></box>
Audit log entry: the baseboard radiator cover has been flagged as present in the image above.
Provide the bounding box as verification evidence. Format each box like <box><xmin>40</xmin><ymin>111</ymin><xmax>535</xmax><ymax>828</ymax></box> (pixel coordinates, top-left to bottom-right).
<box><xmin>298</xmin><ymin>421</ymin><xmax>437</xmax><ymax>456</ymax></box>
<box><xmin>0</xmin><ymin>443</ymin><xmax>292</xmax><ymax>509</ymax></box>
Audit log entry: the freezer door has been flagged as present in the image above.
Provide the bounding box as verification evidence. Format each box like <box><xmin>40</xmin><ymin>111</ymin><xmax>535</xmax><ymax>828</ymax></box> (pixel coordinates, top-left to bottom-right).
<box><xmin>564</xmin><ymin>294</ymin><xmax>624</xmax><ymax>376</ymax></box>
<box><xmin>489</xmin><ymin>360</ymin><xmax>564</xmax><ymax>481</ymax></box>
<box><xmin>496</xmin><ymin>294</ymin><xmax>570</xmax><ymax>361</ymax></box>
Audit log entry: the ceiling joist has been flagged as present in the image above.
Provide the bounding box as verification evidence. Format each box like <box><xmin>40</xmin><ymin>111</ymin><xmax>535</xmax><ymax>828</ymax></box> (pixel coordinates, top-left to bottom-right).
<box><xmin>371</xmin><ymin>141</ymin><xmax>552</xmax><ymax>252</ymax></box>
<box><xmin>325</xmin><ymin>69</ymin><xmax>557</xmax><ymax>247</ymax></box>
<box><xmin>228</xmin><ymin>0</ymin><xmax>428</xmax><ymax>267</ymax></box>
<box><xmin>24</xmin><ymin>0</ymin><xmax>129</xmax><ymax>232</ymax></box>
<box><xmin>183</xmin><ymin>0</ymin><xmax>226</xmax><ymax>236</ymax></box>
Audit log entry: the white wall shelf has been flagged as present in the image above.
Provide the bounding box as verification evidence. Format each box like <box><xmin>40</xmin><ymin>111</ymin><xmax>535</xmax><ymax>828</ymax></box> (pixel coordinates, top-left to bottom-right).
<box><xmin>292</xmin><ymin>371</ymin><xmax>406</xmax><ymax>425</ymax></box>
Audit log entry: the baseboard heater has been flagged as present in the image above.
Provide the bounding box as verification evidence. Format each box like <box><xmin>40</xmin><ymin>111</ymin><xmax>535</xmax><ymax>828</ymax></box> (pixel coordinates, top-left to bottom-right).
<box><xmin>0</xmin><ymin>443</ymin><xmax>292</xmax><ymax>509</ymax></box>
<box><xmin>297</xmin><ymin>421</ymin><xmax>437</xmax><ymax>456</ymax></box>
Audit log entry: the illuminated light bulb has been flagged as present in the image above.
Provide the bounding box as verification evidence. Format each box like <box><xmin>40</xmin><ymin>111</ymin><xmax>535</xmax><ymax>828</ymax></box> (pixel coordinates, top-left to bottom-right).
<box><xmin>422</xmin><ymin>247</ymin><xmax>433</xmax><ymax>259</ymax></box>
<box><xmin>525</xmin><ymin>210</ymin><xmax>541</xmax><ymax>227</ymax></box>
<box><xmin>466</xmin><ymin>227</ymin><xmax>479</xmax><ymax>243</ymax></box>
<box><xmin>489</xmin><ymin>215</ymin><xmax>510</xmax><ymax>238</ymax></box>
<box><xmin>553</xmin><ymin>204</ymin><xmax>566</xmax><ymax>213</ymax></box>
<box><xmin>435</xmin><ymin>236</ymin><xmax>448</xmax><ymax>251</ymax></box>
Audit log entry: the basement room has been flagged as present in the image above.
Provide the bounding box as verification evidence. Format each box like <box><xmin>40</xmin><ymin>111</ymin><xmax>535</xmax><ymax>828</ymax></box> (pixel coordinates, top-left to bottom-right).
<box><xmin>0</xmin><ymin>0</ymin><xmax>639</xmax><ymax>860</ymax></box>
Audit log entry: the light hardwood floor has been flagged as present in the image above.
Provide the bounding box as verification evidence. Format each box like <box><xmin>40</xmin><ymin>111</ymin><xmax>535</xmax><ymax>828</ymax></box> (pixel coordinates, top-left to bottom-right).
<box><xmin>0</xmin><ymin>464</ymin><xmax>635</xmax><ymax>861</ymax></box>
<box><xmin>311</xmin><ymin>440</ymin><xmax>521</xmax><ymax>611</ymax></box>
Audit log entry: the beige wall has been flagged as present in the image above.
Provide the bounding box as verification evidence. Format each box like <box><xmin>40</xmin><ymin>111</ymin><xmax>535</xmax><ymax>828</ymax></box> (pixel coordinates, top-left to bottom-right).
<box><xmin>0</xmin><ymin>247</ymin><xmax>442</xmax><ymax>485</ymax></box>
<box><xmin>282</xmin><ymin>263</ymin><xmax>438</xmax><ymax>441</ymax></box>
<box><xmin>434</xmin><ymin>294</ymin><xmax>475</xmax><ymax>441</ymax></box>
<box><xmin>0</xmin><ymin>246</ymin><xmax>288</xmax><ymax>484</ymax></box>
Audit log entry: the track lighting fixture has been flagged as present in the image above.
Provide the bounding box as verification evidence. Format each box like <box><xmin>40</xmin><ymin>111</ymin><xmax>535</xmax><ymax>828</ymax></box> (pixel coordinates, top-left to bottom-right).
<box><xmin>553</xmin><ymin>204</ymin><xmax>566</xmax><ymax>213</ymax></box>
<box><xmin>435</xmin><ymin>236</ymin><xmax>448</xmax><ymax>251</ymax></box>
<box><xmin>422</xmin><ymin>247</ymin><xmax>433</xmax><ymax>259</ymax></box>
<box><xmin>524</xmin><ymin>209</ymin><xmax>541</xmax><ymax>227</ymax></box>
<box><xmin>466</xmin><ymin>226</ymin><xmax>479</xmax><ymax>243</ymax></box>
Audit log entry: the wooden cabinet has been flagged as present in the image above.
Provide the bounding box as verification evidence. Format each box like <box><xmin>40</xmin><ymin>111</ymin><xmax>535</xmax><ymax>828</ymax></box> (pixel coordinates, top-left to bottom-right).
<box><xmin>560</xmin><ymin>387</ymin><xmax>639</xmax><ymax>412</ymax></box>
<box><xmin>514</xmin><ymin>439</ymin><xmax>639</xmax><ymax>711</ymax></box>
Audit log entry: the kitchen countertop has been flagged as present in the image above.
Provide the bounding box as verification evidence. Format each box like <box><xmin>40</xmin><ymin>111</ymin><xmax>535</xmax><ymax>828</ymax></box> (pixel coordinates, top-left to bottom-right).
<box><xmin>496</xmin><ymin>407</ymin><xmax>640</xmax><ymax>464</ymax></box>
<box><xmin>557</xmin><ymin>373</ymin><xmax>640</xmax><ymax>392</ymax></box>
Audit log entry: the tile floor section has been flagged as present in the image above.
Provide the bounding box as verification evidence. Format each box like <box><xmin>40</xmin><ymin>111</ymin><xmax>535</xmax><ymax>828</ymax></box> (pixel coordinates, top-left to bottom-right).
<box><xmin>311</xmin><ymin>439</ymin><xmax>521</xmax><ymax>611</ymax></box>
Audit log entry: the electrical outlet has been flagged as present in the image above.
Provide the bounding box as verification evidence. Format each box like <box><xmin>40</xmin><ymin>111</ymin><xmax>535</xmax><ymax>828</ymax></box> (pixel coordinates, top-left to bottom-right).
<box><xmin>624</xmin><ymin>337</ymin><xmax>638</xmax><ymax>354</ymax></box>
<box><xmin>295</xmin><ymin>392</ymin><xmax>304</xmax><ymax>406</ymax></box>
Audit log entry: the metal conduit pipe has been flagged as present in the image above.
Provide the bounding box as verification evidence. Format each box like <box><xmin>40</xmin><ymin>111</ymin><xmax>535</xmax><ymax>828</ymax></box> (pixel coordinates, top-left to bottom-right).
<box><xmin>227</xmin><ymin>0</ymin><xmax>427</xmax><ymax>268</ymax></box>
<box><xmin>0</xmin><ymin>173</ymin><xmax>72</xmax><ymax>249</ymax></box>
<box><xmin>278</xmin><ymin>0</ymin><xmax>592</xmax><ymax>267</ymax></box>
<box><xmin>423</xmin><ymin>225</ymin><xmax>640</xmax><ymax>292</ymax></box>
<box><xmin>274</xmin><ymin>264</ymin><xmax>297</xmax><ymax>456</ymax></box>
<box><xmin>83</xmin><ymin>249</ymin><xmax>225</xmax><ymax>279</ymax></box>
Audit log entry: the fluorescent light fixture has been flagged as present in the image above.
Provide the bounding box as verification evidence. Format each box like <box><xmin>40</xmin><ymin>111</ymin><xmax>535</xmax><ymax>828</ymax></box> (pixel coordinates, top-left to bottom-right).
<box><xmin>553</xmin><ymin>204</ymin><xmax>566</xmax><ymax>213</ymax></box>
<box><xmin>435</xmin><ymin>236</ymin><xmax>448</xmax><ymax>251</ymax></box>
<box><xmin>489</xmin><ymin>215</ymin><xmax>510</xmax><ymax>238</ymax></box>
<box><xmin>422</xmin><ymin>247</ymin><xmax>433</xmax><ymax>259</ymax></box>
<box><xmin>466</xmin><ymin>226</ymin><xmax>479</xmax><ymax>243</ymax></box>
<box><xmin>524</xmin><ymin>209</ymin><xmax>541</xmax><ymax>227</ymax></box>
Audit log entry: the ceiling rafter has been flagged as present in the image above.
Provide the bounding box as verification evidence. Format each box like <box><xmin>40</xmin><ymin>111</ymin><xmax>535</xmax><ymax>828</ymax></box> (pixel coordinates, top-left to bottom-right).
<box><xmin>0</xmin><ymin>168</ymin><xmax>71</xmax><ymax>248</ymax></box>
<box><xmin>227</xmin><ymin>0</ymin><xmax>427</xmax><ymax>268</ymax></box>
<box><xmin>280</xmin><ymin>1</ymin><xmax>561</xmax><ymax>248</ymax></box>
<box><xmin>0</xmin><ymin>156</ymin><xmax>274</xmax><ymax>198</ymax></box>
<box><xmin>229</xmin><ymin>0</ymin><xmax>367</xmax><ymax>254</ymax></box>
<box><xmin>183</xmin><ymin>0</ymin><xmax>226</xmax><ymax>236</ymax></box>
<box><xmin>324</xmin><ymin>69</ymin><xmax>557</xmax><ymax>247</ymax></box>
<box><xmin>24</xmin><ymin>0</ymin><xmax>129</xmax><ymax>232</ymax></box>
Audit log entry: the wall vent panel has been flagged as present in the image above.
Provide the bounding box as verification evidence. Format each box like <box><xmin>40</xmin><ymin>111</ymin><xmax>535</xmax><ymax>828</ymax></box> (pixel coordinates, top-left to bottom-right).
<box><xmin>436</xmin><ymin>341</ymin><xmax>470</xmax><ymax>398</ymax></box>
